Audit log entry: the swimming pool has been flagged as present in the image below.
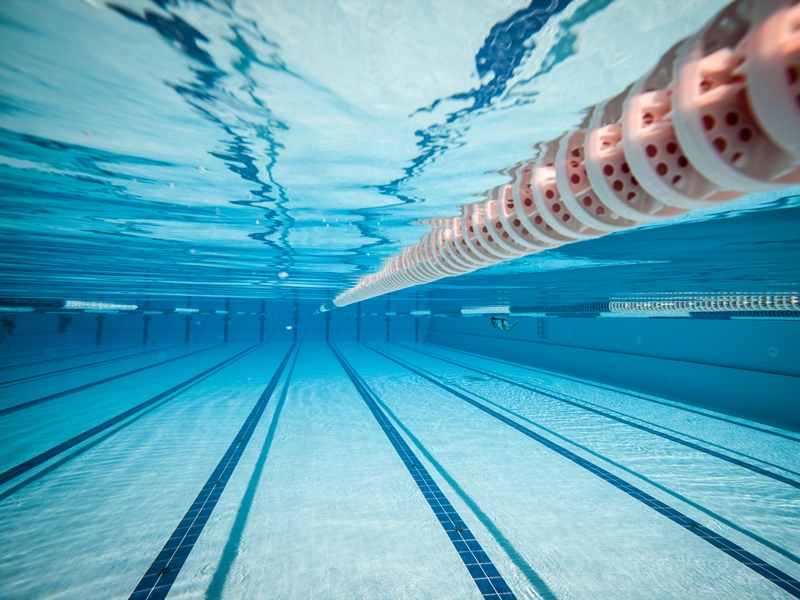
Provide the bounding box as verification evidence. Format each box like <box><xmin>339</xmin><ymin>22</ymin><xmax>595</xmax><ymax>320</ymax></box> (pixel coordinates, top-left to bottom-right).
<box><xmin>1</xmin><ymin>1</ymin><xmax>799</xmax><ymax>598</ymax></box>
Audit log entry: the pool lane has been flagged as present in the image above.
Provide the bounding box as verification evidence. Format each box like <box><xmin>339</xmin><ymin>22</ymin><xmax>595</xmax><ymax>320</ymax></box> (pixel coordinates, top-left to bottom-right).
<box><xmin>367</xmin><ymin>344</ymin><xmax>800</xmax><ymax>599</ymax></box>
<box><xmin>0</xmin><ymin>344</ymin><xmax>291</xmax><ymax>599</ymax></box>
<box><xmin>0</xmin><ymin>345</ymin><xmax>258</xmax><ymax>487</ymax></box>
<box><xmin>401</xmin><ymin>343</ymin><xmax>800</xmax><ymax>483</ymax></box>
<box><xmin>390</xmin><ymin>343</ymin><xmax>800</xmax><ymax>571</ymax></box>
<box><xmin>0</xmin><ymin>344</ymin><xmax>221</xmax><ymax>417</ymax></box>
<box><xmin>0</xmin><ymin>344</ymin><xmax>138</xmax><ymax>371</ymax></box>
<box><xmin>428</xmin><ymin>344</ymin><xmax>800</xmax><ymax>444</ymax></box>
<box><xmin>129</xmin><ymin>344</ymin><xmax>296</xmax><ymax>600</ymax></box>
<box><xmin>0</xmin><ymin>344</ymin><xmax>180</xmax><ymax>386</ymax></box>
<box><xmin>0</xmin><ymin>344</ymin><xmax>221</xmax><ymax>415</ymax></box>
<box><xmin>391</xmin><ymin>343</ymin><xmax>800</xmax><ymax>557</ymax></box>
<box><xmin>394</xmin><ymin>344</ymin><xmax>800</xmax><ymax>490</ymax></box>
<box><xmin>3</xmin><ymin>341</ymin><xmax>797</xmax><ymax>598</ymax></box>
<box><xmin>174</xmin><ymin>342</ymin><xmax>488</xmax><ymax>599</ymax></box>
<box><xmin>0</xmin><ymin>345</ymin><xmax>257</xmax><ymax>481</ymax></box>
<box><xmin>330</xmin><ymin>343</ymin><xmax>517</xmax><ymax>600</ymax></box>
<box><xmin>341</xmin><ymin>343</ymin><xmax>799</xmax><ymax>599</ymax></box>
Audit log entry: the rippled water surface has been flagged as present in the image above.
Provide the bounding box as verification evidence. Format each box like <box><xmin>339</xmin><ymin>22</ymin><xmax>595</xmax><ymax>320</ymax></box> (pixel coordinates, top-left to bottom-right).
<box><xmin>4</xmin><ymin>0</ymin><xmax>790</xmax><ymax>306</ymax></box>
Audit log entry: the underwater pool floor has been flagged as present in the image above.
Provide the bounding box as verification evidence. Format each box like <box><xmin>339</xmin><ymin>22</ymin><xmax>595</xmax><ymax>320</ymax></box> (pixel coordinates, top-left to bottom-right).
<box><xmin>0</xmin><ymin>342</ymin><xmax>798</xmax><ymax>599</ymax></box>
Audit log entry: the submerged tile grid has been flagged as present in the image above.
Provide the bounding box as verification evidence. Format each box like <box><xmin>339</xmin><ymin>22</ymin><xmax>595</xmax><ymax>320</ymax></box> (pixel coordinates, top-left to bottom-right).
<box><xmin>129</xmin><ymin>344</ymin><xmax>295</xmax><ymax>600</ymax></box>
<box><xmin>401</xmin><ymin>344</ymin><xmax>800</xmax><ymax>490</ymax></box>
<box><xmin>330</xmin><ymin>343</ymin><xmax>517</xmax><ymax>600</ymax></box>
<box><xmin>0</xmin><ymin>343</ymin><xmax>222</xmax><ymax>417</ymax></box>
<box><xmin>0</xmin><ymin>345</ymin><xmax>258</xmax><ymax>487</ymax></box>
<box><xmin>368</xmin><ymin>344</ymin><xmax>800</xmax><ymax>599</ymax></box>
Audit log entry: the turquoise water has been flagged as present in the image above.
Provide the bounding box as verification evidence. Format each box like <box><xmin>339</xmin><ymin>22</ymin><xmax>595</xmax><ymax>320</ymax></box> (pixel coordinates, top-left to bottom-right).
<box><xmin>1</xmin><ymin>1</ymin><xmax>799</xmax><ymax>599</ymax></box>
<box><xmin>5</xmin><ymin>0</ymin><xmax>796</xmax><ymax>305</ymax></box>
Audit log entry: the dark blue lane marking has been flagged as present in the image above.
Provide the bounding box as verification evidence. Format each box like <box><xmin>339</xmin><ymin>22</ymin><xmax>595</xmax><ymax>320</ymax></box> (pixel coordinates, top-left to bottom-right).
<box><xmin>399</xmin><ymin>344</ymin><xmax>800</xmax><ymax>490</ymax></box>
<box><xmin>129</xmin><ymin>344</ymin><xmax>295</xmax><ymax>600</ymax></box>
<box><xmin>367</xmin><ymin>345</ymin><xmax>800</xmax><ymax>599</ymax></box>
<box><xmin>0</xmin><ymin>345</ymin><xmax>258</xmax><ymax>487</ymax></box>
<box><xmin>432</xmin><ymin>342</ymin><xmax>800</xmax><ymax>443</ymax></box>
<box><xmin>330</xmin><ymin>344</ymin><xmax>517</xmax><ymax>600</ymax></box>
<box><xmin>0</xmin><ymin>346</ymin><xmax>123</xmax><ymax>371</ymax></box>
<box><xmin>394</xmin><ymin>349</ymin><xmax>800</xmax><ymax>571</ymax></box>
<box><xmin>0</xmin><ymin>344</ymin><xmax>221</xmax><ymax>418</ymax></box>
<box><xmin>0</xmin><ymin>344</ymin><xmax>180</xmax><ymax>387</ymax></box>
<box><xmin>0</xmin><ymin>346</ymin><xmax>178</xmax><ymax>387</ymax></box>
<box><xmin>204</xmin><ymin>348</ymin><xmax>300</xmax><ymax>599</ymax></box>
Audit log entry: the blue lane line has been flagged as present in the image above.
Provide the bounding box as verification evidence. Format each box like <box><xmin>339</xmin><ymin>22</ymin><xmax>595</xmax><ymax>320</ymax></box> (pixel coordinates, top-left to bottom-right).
<box><xmin>330</xmin><ymin>344</ymin><xmax>517</xmax><ymax>600</ymax></box>
<box><xmin>367</xmin><ymin>344</ymin><xmax>800</xmax><ymax>599</ymax></box>
<box><xmin>0</xmin><ymin>346</ymin><xmax>131</xmax><ymax>371</ymax></box>
<box><xmin>400</xmin><ymin>344</ymin><xmax>800</xmax><ymax>490</ymax></box>
<box><xmin>0</xmin><ymin>344</ymin><xmax>222</xmax><ymax>418</ymax></box>
<box><xmin>129</xmin><ymin>344</ymin><xmax>295</xmax><ymax>600</ymax></box>
<box><xmin>0</xmin><ymin>344</ymin><xmax>179</xmax><ymax>387</ymax></box>
<box><xmin>430</xmin><ymin>343</ymin><xmax>800</xmax><ymax>443</ymax></box>
<box><xmin>0</xmin><ymin>345</ymin><xmax>257</xmax><ymax>487</ymax></box>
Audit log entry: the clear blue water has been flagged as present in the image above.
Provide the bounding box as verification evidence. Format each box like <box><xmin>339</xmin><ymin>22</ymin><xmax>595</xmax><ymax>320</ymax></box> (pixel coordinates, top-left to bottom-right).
<box><xmin>1</xmin><ymin>1</ymin><xmax>799</xmax><ymax>599</ymax></box>
<box><xmin>5</xmin><ymin>0</ymin><xmax>797</xmax><ymax>306</ymax></box>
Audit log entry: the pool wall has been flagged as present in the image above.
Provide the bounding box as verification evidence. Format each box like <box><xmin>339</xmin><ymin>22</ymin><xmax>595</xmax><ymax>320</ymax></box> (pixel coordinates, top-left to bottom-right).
<box><xmin>0</xmin><ymin>300</ymin><xmax>432</xmax><ymax>355</ymax></box>
<box><xmin>426</xmin><ymin>315</ymin><xmax>800</xmax><ymax>433</ymax></box>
